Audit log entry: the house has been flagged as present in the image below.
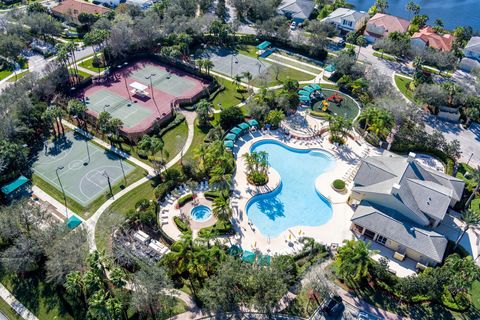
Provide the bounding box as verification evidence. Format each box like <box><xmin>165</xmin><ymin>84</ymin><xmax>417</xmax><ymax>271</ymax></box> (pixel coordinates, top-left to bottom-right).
<box><xmin>276</xmin><ymin>0</ymin><xmax>315</xmax><ymax>23</ymax></box>
<box><xmin>350</xmin><ymin>152</ymin><xmax>465</xmax><ymax>267</ymax></box>
<box><xmin>411</xmin><ymin>26</ymin><xmax>455</xmax><ymax>52</ymax></box>
<box><xmin>364</xmin><ymin>13</ymin><xmax>410</xmax><ymax>43</ymax></box>
<box><xmin>51</xmin><ymin>0</ymin><xmax>110</xmax><ymax>25</ymax></box>
<box><xmin>459</xmin><ymin>37</ymin><xmax>480</xmax><ymax>72</ymax></box>
<box><xmin>93</xmin><ymin>0</ymin><xmax>121</xmax><ymax>8</ymax></box>
<box><xmin>321</xmin><ymin>8</ymin><xmax>369</xmax><ymax>34</ymax></box>
<box><xmin>125</xmin><ymin>0</ymin><xmax>153</xmax><ymax>9</ymax></box>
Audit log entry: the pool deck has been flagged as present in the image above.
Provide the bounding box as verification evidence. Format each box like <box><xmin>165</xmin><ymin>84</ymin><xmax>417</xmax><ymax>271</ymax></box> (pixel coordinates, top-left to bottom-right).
<box><xmin>229</xmin><ymin>129</ymin><xmax>382</xmax><ymax>255</ymax></box>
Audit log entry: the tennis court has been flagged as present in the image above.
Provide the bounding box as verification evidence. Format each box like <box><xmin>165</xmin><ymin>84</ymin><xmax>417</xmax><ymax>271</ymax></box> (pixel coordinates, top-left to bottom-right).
<box><xmin>85</xmin><ymin>89</ymin><xmax>153</xmax><ymax>129</ymax></box>
<box><xmin>129</xmin><ymin>65</ymin><xmax>198</xmax><ymax>97</ymax></box>
<box><xmin>33</xmin><ymin>131</ymin><xmax>135</xmax><ymax>207</ymax></box>
<box><xmin>196</xmin><ymin>47</ymin><xmax>271</xmax><ymax>78</ymax></box>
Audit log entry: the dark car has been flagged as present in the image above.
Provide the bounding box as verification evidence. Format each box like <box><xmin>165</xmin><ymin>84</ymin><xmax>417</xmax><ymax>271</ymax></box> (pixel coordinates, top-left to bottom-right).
<box><xmin>321</xmin><ymin>297</ymin><xmax>345</xmax><ymax>317</ymax></box>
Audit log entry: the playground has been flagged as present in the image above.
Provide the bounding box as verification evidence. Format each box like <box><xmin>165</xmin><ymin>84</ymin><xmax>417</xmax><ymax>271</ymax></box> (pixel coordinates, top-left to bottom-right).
<box><xmin>305</xmin><ymin>88</ymin><xmax>360</xmax><ymax>121</ymax></box>
<box><xmin>81</xmin><ymin>60</ymin><xmax>208</xmax><ymax>138</ymax></box>
<box><xmin>32</xmin><ymin>131</ymin><xmax>135</xmax><ymax>207</ymax></box>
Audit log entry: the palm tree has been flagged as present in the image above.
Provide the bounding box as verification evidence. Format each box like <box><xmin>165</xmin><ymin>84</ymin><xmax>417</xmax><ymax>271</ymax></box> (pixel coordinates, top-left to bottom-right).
<box><xmin>212</xmin><ymin>191</ymin><xmax>233</xmax><ymax>221</ymax></box>
<box><xmin>466</xmin><ymin>168</ymin><xmax>480</xmax><ymax>209</ymax></box>
<box><xmin>55</xmin><ymin>43</ymin><xmax>72</xmax><ymax>84</ymax></box>
<box><xmin>375</xmin><ymin>0</ymin><xmax>389</xmax><ymax>13</ymax></box>
<box><xmin>68</xmin><ymin>99</ymin><xmax>87</xmax><ymax>128</ymax></box>
<box><xmin>65</xmin><ymin>271</ymin><xmax>88</xmax><ymax>308</ymax></box>
<box><xmin>98</xmin><ymin>111</ymin><xmax>112</xmax><ymax>137</ymax></box>
<box><xmin>405</xmin><ymin>0</ymin><xmax>420</xmax><ymax>18</ymax></box>
<box><xmin>42</xmin><ymin>108</ymin><xmax>58</xmax><ymax>137</ymax></box>
<box><xmin>242</xmin><ymin>71</ymin><xmax>253</xmax><ymax>92</ymax></box>
<box><xmin>209</xmin><ymin>163</ymin><xmax>233</xmax><ymax>191</ymax></box>
<box><xmin>454</xmin><ymin>209</ymin><xmax>480</xmax><ymax>250</ymax></box>
<box><xmin>356</xmin><ymin>36</ymin><xmax>367</xmax><ymax>61</ymax></box>
<box><xmin>195</xmin><ymin>59</ymin><xmax>204</xmax><ymax>72</ymax></box>
<box><xmin>202</xmin><ymin>59</ymin><xmax>214</xmax><ymax>75</ymax></box>
<box><xmin>335</xmin><ymin>240</ymin><xmax>378</xmax><ymax>283</ymax></box>
<box><xmin>328</xmin><ymin>116</ymin><xmax>352</xmax><ymax>143</ymax></box>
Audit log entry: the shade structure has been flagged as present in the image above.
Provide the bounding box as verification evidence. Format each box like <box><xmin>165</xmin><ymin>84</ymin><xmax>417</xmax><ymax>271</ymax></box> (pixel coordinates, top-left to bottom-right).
<box><xmin>325</xmin><ymin>64</ymin><xmax>336</xmax><ymax>73</ymax></box>
<box><xmin>238</xmin><ymin>122</ymin><xmax>250</xmax><ymax>130</ymax></box>
<box><xmin>247</xmin><ymin>119</ymin><xmax>259</xmax><ymax>127</ymax></box>
<box><xmin>300</xmin><ymin>95</ymin><xmax>311</xmax><ymax>102</ymax></box>
<box><xmin>1</xmin><ymin>175</ymin><xmax>29</xmax><ymax>195</ymax></box>
<box><xmin>242</xmin><ymin>250</ymin><xmax>256</xmax><ymax>263</ymax></box>
<box><xmin>257</xmin><ymin>254</ymin><xmax>271</xmax><ymax>266</ymax></box>
<box><xmin>227</xmin><ymin>244</ymin><xmax>242</xmax><ymax>256</ymax></box>
<box><xmin>230</xmin><ymin>127</ymin><xmax>242</xmax><ymax>135</ymax></box>
<box><xmin>129</xmin><ymin>81</ymin><xmax>148</xmax><ymax>91</ymax></box>
<box><xmin>256</xmin><ymin>41</ymin><xmax>271</xmax><ymax>50</ymax></box>
<box><xmin>225</xmin><ymin>133</ymin><xmax>237</xmax><ymax>140</ymax></box>
<box><xmin>298</xmin><ymin>89</ymin><xmax>310</xmax><ymax>95</ymax></box>
<box><xmin>66</xmin><ymin>215</ymin><xmax>82</xmax><ymax>230</ymax></box>
<box><xmin>224</xmin><ymin>140</ymin><xmax>234</xmax><ymax>148</ymax></box>
<box><xmin>310</xmin><ymin>83</ymin><xmax>322</xmax><ymax>91</ymax></box>
<box><xmin>303</xmin><ymin>86</ymin><xmax>315</xmax><ymax>93</ymax></box>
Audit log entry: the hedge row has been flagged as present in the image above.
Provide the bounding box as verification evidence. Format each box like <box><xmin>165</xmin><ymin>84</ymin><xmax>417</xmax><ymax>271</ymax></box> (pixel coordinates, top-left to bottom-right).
<box><xmin>177</xmin><ymin>194</ymin><xmax>193</xmax><ymax>207</ymax></box>
<box><xmin>198</xmin><ymin>219</ymin><xmax>233</xmax><ymax>238</ymax></box>
<box><xmin>174</xmin><ymin>216</ymin><xmax>190</xmax><ymax>232</ymax></box>
<box><xmin>158</xmin><ymin>113</ymin><xmax>185</xmax><ymax>137</ymax></box>
<box><xmin>154</xmin><ymin>180</ymin><xmax>176</xmax><ymax>201</ymax></box>
<box><xmin>204</xmin><ymin>191</ymin><xmax>221</xmax><ymax>200</ymax></box>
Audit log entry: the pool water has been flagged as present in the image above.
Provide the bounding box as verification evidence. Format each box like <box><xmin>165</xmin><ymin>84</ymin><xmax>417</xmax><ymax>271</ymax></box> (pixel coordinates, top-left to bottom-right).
<box><xmin>190</xmin><ymin>205</ymin><xmax>212</xmax><ymax>222</ymax></box>
<box><xmin>246</xmin><ymin>140</ymin><xmax>335</xmax><ymax>237</ymax></box>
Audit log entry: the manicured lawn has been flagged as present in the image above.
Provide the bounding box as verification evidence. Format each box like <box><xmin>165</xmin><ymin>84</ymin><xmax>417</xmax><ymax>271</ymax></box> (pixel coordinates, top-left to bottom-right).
<box><xmin>211</xmin><ymin>77</ymin><xmax>244</xmax><ymax>109</ymax></box>
<box><xmin>33</xmin><ymin>165</ymin><xmax>147</xmax><ymax>219</ymax></box>
<box><xmin>373</xmin><ymin>51</ymin><xmax>398</xmax><ymax>62</ymax></box>
<box><xmin>0</xmin><ymin>296</ymin><xmax>21</xmax><ymax>320</ymax></box>
<box><xmin>183</xmin><ymin>120</ymin><xmax>208</xmax><ymax>162</ymax></box>
<box><xmin>7</xmin><ymin>70</ymin><xmax>29</xmax><ymax>82</ymax></box>
<box><xmin>69</xmin><ymin>68</ymin><xmax>92</xmax><ymax>80</ymax></box>
<box><xmin>156</xmin><ymin>120</ymin><xmax>188</xmax><ymax>162</ymax></box>
<box><xmin>268</xmin><ymin>54</ymin><xmax>322</xmax><ymax>74</ymax></box>
<box><xmin>394</xmin><ymin>75</ymin><xmax>414</xmax><ymax>102</ymax></box>
<box><xmin>421</xmin><ymin>65</ymin><xmax>453</xmax><ymax>77</ymax></box>
<box><xmin>251</xmin><ymin>61</ymin><xmax>314</xmax><ymax>87</ymax></box>
<box><xmin>79</xmin><ymin>56</ymin><xmax>107</xmax><ymax>73</ymax></box>
<box><xmin>0</xmin><ymin>69</ymin><xmax>13</xmax><ymax>81</ymax></box>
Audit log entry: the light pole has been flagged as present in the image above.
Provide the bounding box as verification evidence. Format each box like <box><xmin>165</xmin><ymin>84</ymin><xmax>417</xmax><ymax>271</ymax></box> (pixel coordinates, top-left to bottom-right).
<box><xmin>103</xmin><ymin>104</ymin><xmax>110</xmax><ymax>112</ymax></box>
<box><xmin>56</xmin><ymin>166</ymin><xmax>68</xmax><ymax>217</ymax></box>
<box><xmin>103</xmin><ymin>170</ymin><xmax>113</xmax><ymax>199</ymax></box>
<box><xmin>119</xmin><ymin>157</ymin><xmax>127</xmax><ymax>186</ymax></box>
<box><xmin>145</xmin><ymin>73</ymin><xmax>162</xmax><ymax>119</ymax></box>
<box><xmin>467</xmin><ymin>152</ymin><xmax>474</xmax><ymax>166</ymax></box>
<box><xmin>84</xmin><ymin>138</ymin><xmax>91</xmax><ymax>165</ymax></box>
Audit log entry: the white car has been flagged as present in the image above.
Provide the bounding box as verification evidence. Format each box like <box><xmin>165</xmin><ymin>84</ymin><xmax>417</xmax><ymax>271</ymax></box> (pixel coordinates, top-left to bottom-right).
<box><xmin>290</xmin><ymin>21</ymin><xmax>297</xmax><ymax>30</ymax></box>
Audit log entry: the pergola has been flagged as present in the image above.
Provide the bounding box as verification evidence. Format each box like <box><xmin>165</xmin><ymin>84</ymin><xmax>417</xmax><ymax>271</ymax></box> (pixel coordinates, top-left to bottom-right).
<box><xmin>129</xmin><ymin>81</ymin><xmax>149</xmax><ymax>97</ymax></box>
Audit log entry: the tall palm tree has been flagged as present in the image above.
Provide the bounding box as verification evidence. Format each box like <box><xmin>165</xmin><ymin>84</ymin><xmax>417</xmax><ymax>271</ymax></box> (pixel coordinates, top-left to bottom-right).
<box><xmin>356</xmin><ymin>36</ymin><xmax>367</xmax><ymax>61</ymax></box>
<box><xmin>335</xmin><ymin>240</ymin><xmax>378</xmax><ymax>283</ymax></box>
<box><xmin>405</xmin><ymin>0</ymin><xmax>420</xmax><ymax>19</ymax></box>
<box><xmin>454</xmin><ymin>209</ymin><xmax>480</xmax><ymax>250</ymax></box>
<box><xmin>466</xmin><ymin>168</ymin><xmax>480</xmax><ymax>209</ymax></box>
<box><xmin>202</xmin><ymin>59</ymin><xmax>214</xmax><ymax>75</ymax></box>
<box><xmin>67</xmin><ymin>99</ymin><xmax>87</xmax><ymax>128</ymax></box>
<box><xmin>65</xmin><ymin>271</ymin><xmax>88</xmax><ymax>308</ymax></box>
<box><xmin>232</xmin><ymin>74</ymin><xmax>243</xmax><ymax>90</ymax></box>
<box><xmin>212</xmin><ymin>191</ymin><xmax>233</xmax><ymax>221</ymax></box>
<box><xmin>375</xmin><ymin>0</ymin><xmax>389</xmax><ymax>13</ymax></box>
<box><xmin>209</xmin><ymin>163</ymin><xmax>233</xmax><ymax>191</ymax></box>
<box><xmin>42</xmin><ymin>108</ymin><xmax>58</xmax><ymax>137</ymax></box>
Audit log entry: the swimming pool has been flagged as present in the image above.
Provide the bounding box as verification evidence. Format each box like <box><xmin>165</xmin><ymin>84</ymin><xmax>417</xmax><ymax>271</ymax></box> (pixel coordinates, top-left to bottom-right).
<box><xmin>190</xmin><ymin>205</ymin><xmax>212</xmax><ymax>222</ymax></box>
<box><xmin>246</xmin><ymin>140</ymin><xmax>335</xmax><ymax>237</ymax></box>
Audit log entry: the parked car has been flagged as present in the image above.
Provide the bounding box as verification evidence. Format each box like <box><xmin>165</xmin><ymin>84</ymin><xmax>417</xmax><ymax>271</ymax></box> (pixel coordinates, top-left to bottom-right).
<box><xmin>321</xmin><ymin>296</ymin><xmax>345</xmax><ymax>317</ymax></box>
<box><xmin>290</xmin><ymin>21</ymin><xmax>297</xmax><ymax>30</ymax></box>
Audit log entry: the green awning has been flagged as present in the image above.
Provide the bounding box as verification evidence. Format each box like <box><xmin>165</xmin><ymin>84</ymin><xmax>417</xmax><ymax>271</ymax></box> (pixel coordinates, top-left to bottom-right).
<box><xmin>247</xmin><ymin>119</ymin><xmax>259</xmax><ymax>127</ymax></box>
<box><xmin>257</xmin><ymin>254</ymin><xmax>271</xmax><ymax>266</ymax></box>
<box><xmin>300</xmin><ymin>96</ymin><xmax>311</xmax><ymax>101</ymax></box>
<box><xmin>1</xmin><ymin>176</ymin><xmax>29</xmax><ymax>195</ymax></box>
<box><xmin>298</xmin><ymin>90</ymin><xmax>310</xmax><ymax>95</ymax></box>
<box><xmin>238</xmin><ymin>122</ymin><xmax>250</xmax><ymax>130</ymax></box>
<box><xmin>256</xmin><ymin>41</ymin><xmax>271</xmax><ymax>50</ymax></box>
<box><xmin>66</xmin><ymin>215</ymin><xmax>82</xmax><ymax>230</ymax></box>
<box><xmin>303</xmin><ymin>86</ymin><xmax>315</xmax><ymax>93</ymax></box>
<box><xmin>227</xmin><ymin>244</ymin><xmax>242</xmax><ymax>256</ymax></box>
<box><xmin>242</xmin><ymin>250</ymin><xmax>256</xmax><ymax>263</ymax></box>
<box><xmin>224</xmin><ymin>140</ymin><xmax>234</xmax><ymax>148</ymax></box>
<box><xmin>230</xmin><ymin>127</ymin><xmax>242</xmax><ymax>135</ymax></box>
<box><xmin>325</xmin><ymin>64</ymin><xmax>336</xmax><ymax>73</ymax></box>
<box><xmin>310</xmin><ymin>84</ymin><xmax>322</xmax><ymax>90</ymax></box>
<box><xmin>225</xmin><ymin>133</ymin><xmax>237</xmax><ymax>140</ymax></box>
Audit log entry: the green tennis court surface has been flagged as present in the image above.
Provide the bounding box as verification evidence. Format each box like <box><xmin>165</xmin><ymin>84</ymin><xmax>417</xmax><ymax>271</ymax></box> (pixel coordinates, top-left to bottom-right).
<box><xmin>85</xmin><ymin>89</ymin><xmax>153</xmax><ymax>129</ymax></box>
<box><xmin>33</xmin><ymin>131</ymin><xmax>135</xmax><ymax>207</ymax></box>
<box><xmin>129</xmin><ymin>65</ymin><xmax>197</xmax><ymax>96</ymax></box>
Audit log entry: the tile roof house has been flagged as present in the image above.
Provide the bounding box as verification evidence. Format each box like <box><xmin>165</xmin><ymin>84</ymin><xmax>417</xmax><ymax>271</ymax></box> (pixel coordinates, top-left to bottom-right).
<box><xmin>411</xmin><ymin>26</ymin><xmax>455</xmax><ymax>52</ymax></box>
<box><xmin>276</xmin><ymin>0</ymin><xmax>315</xmax><ymax>23</ymax></box>
<box><xmin>350</xmin><ymin>152</ymin><xmax>464</xmax><ymax>267</ymax></box>
<box><xmin>321</xmin><ymin>8</ymin><xmax>370</xmax><ymax>33</ymax></box>
<box><xmin>51</xmin><ymin>0</ymin><xmax>110</xmax><ymax>25</ymax></box>
<box><xmin>460</xmin><ymin>37</ymin><xmax>480</xmax><ymax>72</ymax></box>
<box><xmin>363</xmin><ymin>13</ymin><xmax>410</xmax><ymax>43</ymax></box>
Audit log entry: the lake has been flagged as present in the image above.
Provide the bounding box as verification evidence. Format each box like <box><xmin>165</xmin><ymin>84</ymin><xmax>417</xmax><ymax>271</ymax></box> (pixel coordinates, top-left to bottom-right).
<box><xmin>348</xmin><ymin>0</ymin><xmax>480</xmax><ymax>31</ymax></box>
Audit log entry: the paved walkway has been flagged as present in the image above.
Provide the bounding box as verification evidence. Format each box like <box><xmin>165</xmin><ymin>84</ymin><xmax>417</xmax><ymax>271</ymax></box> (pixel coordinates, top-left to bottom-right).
<box><xmin>0</xmin><ymin>284</ymin><xmax>38</xmax><ymax>320</ymax></box>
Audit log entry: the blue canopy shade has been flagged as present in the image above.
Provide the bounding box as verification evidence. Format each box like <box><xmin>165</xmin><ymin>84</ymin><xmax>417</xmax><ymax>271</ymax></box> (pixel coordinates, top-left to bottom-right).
<box><xmin>67</xmin><ymin>215</ymin><xmax>82</xmax><ymax>230</ymax></box>
<box><xmin>299</xmin><ymin>95</ymin><xmax>311</xmax><ymax>102</ymax></box>
<box><xmin>224</xmin><ymin>140</ymin><xmax>234</xmax><ymax>148</ymax></box>
<box><xmin>257</xmin><ymin>254</ymin><xmax>271</xmax><ymax>266</ymax></box>
<box><xmin>247</xmin><ymin>119</ymin><xmax>259</xmax><ymax>127</ymax></box>
<box><xmin>298</xmin><ymin>90</ymin><xmax>310</xmax><ymax>95</ymax></box>
<box><xmin>238</xmin><ymin>122</ymin><xmax>250</xmax><ymax>130</ymax></box>
<box><xmin>303</xmin><ymin>86</ymin><xmax>315</xmax><ymax>93</ymax></box>
<box><xmin>230</xmin><ymin>127</ymin><xmax>242</xmax><ymax>135</ymax></box>
<box><xmin>227</xmin><ymin>244</ymin><xmax>242</xmax><ymax>256</ymax></box>
<box><xmin>310</xmin><ymin>83</ymin><xmax>322</xmax><ymax>90</ymax></box>
<box><xmin>1</xmin><ymin>176</ymin><xmax>29</xmax><ymax>195</ymax></box>
<box><xmin>225</xmin><ymin>133</ymin><xmax>237</xmax><ymax>140</ymax></box>
<box><xmin>256</xmin><ymin>41</ymin><xmax>271</xmax><ymax>50</ymax></box>
<box><xmin>325</xmin><ymin>64</ymin><xmax>336</xmax><ymax>73</ymax></box>
<box><xmin>242</xmin><ymin>250</ymin><xmax>256</xmax><ymax>263</ymax></box>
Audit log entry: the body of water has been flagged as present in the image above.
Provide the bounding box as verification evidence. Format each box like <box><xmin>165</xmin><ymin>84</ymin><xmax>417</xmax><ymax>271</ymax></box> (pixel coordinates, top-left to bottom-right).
<box><xmin>246</xmin><ymin>140</ymin><xmax>334</xmax><ymax>238</ymax></box>
<box><xmin>348</xmin><ymin>0</ymin><xmax>480</xmax><ymax>31</ymax></box>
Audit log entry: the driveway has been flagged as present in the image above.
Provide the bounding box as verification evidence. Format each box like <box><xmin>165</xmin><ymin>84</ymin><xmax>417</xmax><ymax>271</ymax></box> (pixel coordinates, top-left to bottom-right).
<box><xmin>424</xmin><ymin>116</ymin><xmax>480</xmax><ymax>167</ymax></box>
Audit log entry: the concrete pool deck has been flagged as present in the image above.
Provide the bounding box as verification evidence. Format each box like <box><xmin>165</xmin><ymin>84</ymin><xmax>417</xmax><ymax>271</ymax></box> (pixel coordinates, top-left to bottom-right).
<box><xmin>229</xmin><ymin>129</ymin><xmax>383</xmax><ymax>255</ymax></box>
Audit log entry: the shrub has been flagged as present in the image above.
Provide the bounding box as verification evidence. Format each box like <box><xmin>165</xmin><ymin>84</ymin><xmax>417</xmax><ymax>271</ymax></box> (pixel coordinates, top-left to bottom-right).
<box><xmin>177</xmin><ymin>194</ymin><xmax>193</xmax><ymax>207</ymax></box>
<box><xmin>310</xmin><ymin>111</ymin><xmax>332</xmax><ymax>120</ymax></box>
<box><xmin>248</xmin><ymin>172</ymin><xmax>268</xmax><ymax>186</ymax></box>
<box><xmin>135</xmin><ymin>199</ymin><xmax>150</xmax><ymax>211</ymax></box>
<box><xmin>158</xmin><ymin>113</ymin><xmax>185</xmax><ymax>136</ymax></box>
<box><xmin>137</xmin><ymin>149</ymin><xmax>149</xmax><ymax>159</ymax></box>
<box><xmin>154</xmin><ymin>180</ymin><xmax>176</xmax><ymax>201</ymax></box>
<box><xmin>92</xmin><ymin>55</ymin><xmax>105</xmax><ymax>68</ymax></box>
<box><xmin>332</xmin><ymin>179</ymin><xmax>346</xmax><ymax>190</ymax></box>
<box><xmin>126</xmin><ymin>209</ymin><xmax>157</xmax><ymax>227</ymax></box>
<box><xmin>174</xmin><ymin>216</ymin><xmax>190</xmax><ymax>232</ymax></box>
<box><xmin>198</xmin><ymin>220</ymin><xmax>233</xmax><ymax>238</ymax></box>
<box><xmin>204</xmin><ymin>191</ymin><xmax>221</xmax><ymax>200</ymax></box>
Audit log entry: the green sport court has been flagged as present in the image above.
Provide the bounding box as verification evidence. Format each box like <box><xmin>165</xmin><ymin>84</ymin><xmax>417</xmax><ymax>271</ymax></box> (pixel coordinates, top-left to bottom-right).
<box><xmin>85</xmin><ymin>89</ymin><xmax>154</xmax><ymax>129</ymax></box>
<box><xmin>33</xmin><ymin>131</ymin><xmax>135</xmax><ymax>207</ymax></box>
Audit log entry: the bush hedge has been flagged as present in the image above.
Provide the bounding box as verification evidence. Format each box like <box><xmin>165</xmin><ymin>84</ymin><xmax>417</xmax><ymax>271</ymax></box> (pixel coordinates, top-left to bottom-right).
<box><xmin>177</xmin><ymin>194</ymin><xmax>193</xmax><ymax>207</ymax></box>
<box><xmin>310</xmin><ymin>111</ymin><xmax>332</xmax><ymax>120</ymax></box>
<box><xmin>135</xmin><ymin>198</ymin><xmax>150</xmax><ymax>211</ymax></box>
<box><xmin>198</xmin><ymin>220</ymin><xmax>233</xmax><ymax>238</ymax></box>
<box><xmin>154</xmin><ymin>180</ymin><xmax>176</xmax><ymax>201</ymax></box>
<box><xmin>158</xmin><ymin>113</ymin><xmax>185</xmax><ymax>137</ymax></box>
<box><xmin>204</xmin><ymin>191</ymin><xmax>221</xmax><ymax>200</ymax></box>
<box><xmin>174</xmin><ymin>216</ymin><xmax>190</xmax><ymax>232</ymax></box>
<box><xmin>332</xmin><ymin>179</ymin><xmax>346</xmax><ymax>190</ymax></box>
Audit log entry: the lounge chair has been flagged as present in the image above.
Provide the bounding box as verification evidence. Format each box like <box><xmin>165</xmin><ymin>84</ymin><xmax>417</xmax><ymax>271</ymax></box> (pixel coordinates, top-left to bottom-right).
<box><xmin>205</xmin><ymin>181</ymin><xmax>209</xmax><ymax>190</ymax></box>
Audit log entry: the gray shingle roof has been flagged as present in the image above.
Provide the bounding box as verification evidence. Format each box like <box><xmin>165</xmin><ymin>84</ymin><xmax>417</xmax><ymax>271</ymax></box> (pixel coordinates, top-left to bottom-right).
<box><xmin>322</xmin><ymin>8</ymin><xmax>369</xmax><ymax>24</ymax></box>
<box><xmin>277</xmin><ymin>0</ymin><xmax>315</xmax><ymax>20</ymax></box>
<box><xmin>351</xmin><ymin>202</ymin><xmax>448</xmax><ymax>263</ymax></box>
<box><xmin>465</xmin><ymin>36</ymin><xmax>480</xmax><ymax>53</ymax></box>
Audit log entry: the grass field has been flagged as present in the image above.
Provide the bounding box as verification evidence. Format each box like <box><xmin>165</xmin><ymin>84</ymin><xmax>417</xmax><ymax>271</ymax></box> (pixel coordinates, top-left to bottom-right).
<box><xmin>211</xmin><ymin>77</ymin><xmax>244</xmax><ymax>109</ymax></box>
<box><xmin>7</xmin><ymin>70</ymin><xmax>29</xmax><ymax>82</ymax></box>
<box><xmin>0</xmin><ymin>296</ymin><xmax>21</xmax><ymax>320</ymax></box>
<box><xmin>373</xmin><ymin>51</ymin><xmax>398</xmax><ymax>62</ymax></box>
<box><xmin>269</xmin><ymin>54</ymin><xmax>322</xmax><ymax>74</ymax></box>
<box><xmin>79</xmin><ymin>56</ymin><xmax>107</xmax><ymax>73</ymax></box>
<box><xmin>251</xmin><ymin>61</ymin><xmax>314</xmax><ymax>87</ymax></box>
<box><xmin>394</xmin><ymin>75</ymin><xmax>414</xmax><ymax>101</ymax></box>
<box><xmin>0</xmin><ymin>69</ymin><xmax>13</xmax><ymax>81</ymax></box>
<box><xmin>69</xmin><ymin>68</ymin><xmax>92</xmax><ymax>80</ymax></box>
<box><xmin>157</xmin><ymin>120</ymin><xmax>188</xmax><ymax>162</ymax></box>
<box><xmin>312</xmin><ymin>89</ymin><xmax>360</xmax><ymax>121</ymax></box>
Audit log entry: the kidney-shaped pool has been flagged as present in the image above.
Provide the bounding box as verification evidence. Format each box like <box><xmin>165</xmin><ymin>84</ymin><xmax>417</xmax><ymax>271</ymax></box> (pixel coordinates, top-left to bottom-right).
<box><xmin>246</xmin><ymin>140</ymin><xmax>335</xmax><ymax>237</ymax></box>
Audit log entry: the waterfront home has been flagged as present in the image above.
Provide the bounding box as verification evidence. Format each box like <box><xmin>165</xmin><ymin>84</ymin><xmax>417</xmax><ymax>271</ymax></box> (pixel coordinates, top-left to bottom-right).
<box><xmin>459</xmin><ymin>36</ymin><xmax>480</xmax><ymax>73</ymax></box>
<box><xmin>321</xmin><ymin>8</ymin><xmax>369</xmax><ymax>34</ymax></box>
<box><xmin>350</xmin><ymin>152</ymin><xmax>464</xmax><ymax>267</ymax></box>
<box><xmin>411</xmin><ymin>26</ymin><xmax>455</xmax><ymax>52</ymax></box>
<box><xmin>276</xmin><ymin>0</ymin><xmax>315</xmax><ymax>23</ymax></box>
<box><xmin>51</xmin><ymin>0</ymin><xmax>110</xmax><ymax>25</ymax></box>
<box><xmin>363</xmin><ymin>13</ymin><xmax>410</xmax><ymax>43</ymax></box>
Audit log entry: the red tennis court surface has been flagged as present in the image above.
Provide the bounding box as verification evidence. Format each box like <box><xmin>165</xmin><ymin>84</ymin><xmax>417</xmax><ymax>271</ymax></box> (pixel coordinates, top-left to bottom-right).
<box><xmin>81</xmin><ymin>60</ymin><xmax>209</xmax><ymax>140</ymax></box>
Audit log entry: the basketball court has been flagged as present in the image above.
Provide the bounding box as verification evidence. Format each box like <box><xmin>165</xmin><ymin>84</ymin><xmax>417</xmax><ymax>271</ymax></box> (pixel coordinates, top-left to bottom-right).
<box><xmin>33</xmin><ymin>131</ymin><xmax>135</xmax><ymax>207</ymax></box>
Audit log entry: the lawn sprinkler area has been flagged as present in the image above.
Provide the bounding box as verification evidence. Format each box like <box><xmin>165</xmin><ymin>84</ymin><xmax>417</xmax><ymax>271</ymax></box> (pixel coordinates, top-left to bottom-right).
<box><xmin>33</xmin><ymin>131</ymin><xmax>135</xmax><ymax>207</ymax></box>
<box><xmin>82</xmin><ymin>60</ymin><xmax>208</xmax><ymax>137</ymax></box>
<box><xmin>311</xmin><ymin>89</ymin><xmax>360</xmax><ymax>121</ymax></box>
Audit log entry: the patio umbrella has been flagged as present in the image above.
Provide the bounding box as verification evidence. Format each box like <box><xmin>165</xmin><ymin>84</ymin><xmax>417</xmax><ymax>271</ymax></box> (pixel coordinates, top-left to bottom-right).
<box><xmin>238</xmin><ymin>122</ymin><xmax>250</xmax><ymax>131</ymax></box>
<box><xmin>241</xmin><ymin>250</ymin><xmax>256</xmax><ymax>264</ymax></box>
<box><xmin>257</xmin><ymin>254</ymin><xmax>271</xmax><ymax>266</ymax></box>
<box><xmin>225</xmin><ymin>133</ymin><xmax>237</xmax><ymax>140</ymax></box>
<box><xmin>224</xmin><ymin>140</ymin><xmax>234</xmax><ymax>148</ymax></box>
<box><xmin>227</xmin><ymin>245</ymin><xmax>242</xmax><ymax>256</ymax></box>
<box><xmin>230</xmin><ymin>127</ymin><xmax>242</xmax><ymax>135</ymax></box>
<box><xmin>247</xmin><ymin>119</ymin><xmax>259</xmax><ymax>127</ymax></box>
<box><xmin>66</xmin><ymin>215</ymin><xmax>82</xmax><ymax>230</ymax></box>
